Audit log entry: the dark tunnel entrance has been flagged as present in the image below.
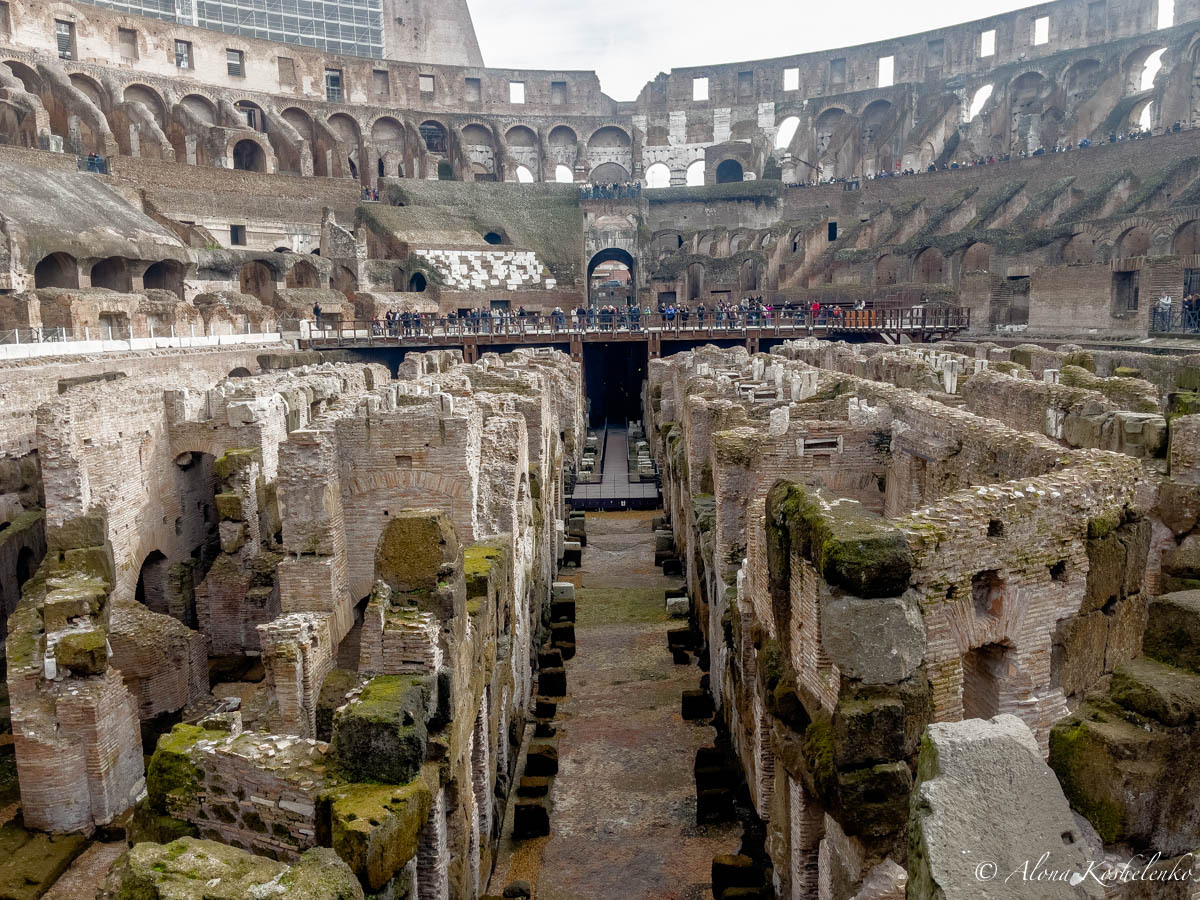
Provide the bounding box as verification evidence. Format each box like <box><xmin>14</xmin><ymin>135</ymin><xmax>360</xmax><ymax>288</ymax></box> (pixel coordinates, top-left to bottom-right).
<box><xmin>583</xmin><ymin>342</ymin><xmax>647</xmax><ymax>426</ymax></box>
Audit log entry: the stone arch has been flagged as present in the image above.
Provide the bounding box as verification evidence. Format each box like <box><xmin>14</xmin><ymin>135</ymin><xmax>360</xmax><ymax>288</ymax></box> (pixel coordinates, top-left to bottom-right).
<box><xmin>90</xmin><ymin>257</ymin><xmax>132</xmax><ymax>292</ymax></box>
<box><xmin>729</xmin><ymin>232</ymin><xmax>750</xmax><ymax>253</ymax></box>
<box><xmin>3</xmin><ymin>61</ymin><xmax>41</xmax><ymax>95</ymax></box>
<box><xmin>232</xmin><ymin>138</ymin><xmax>266</xmax><ymax>172</ymax></box>
<box><xmin>123</xmin><ymin>83</ymin><xmax>165</xmax><ymax>124</ymax></box>
<box><xmin>34</xmin><ymin>252</ymin><xmax>78</xmax><ymax>289</ymax></box>
<box><xmin>329</xmin><ymin>112</ymin><xmax>363</xmax><ymax>179</ymax></box>
<box><xmin>590</xmin><ymin>161</ymin><xmax>629</xmax><ymax>182</ymax></box>
<box><xmin>70</xmin><ymin>73</ymin><xmax>106</xmax><ymax>109</ymax></box>
<box><xmin>409</xmin><ymin>271</ymin><xmax>427</xmax><ymax>292</ymax></box>
<box><xmin>1063</xmin><ymin>59</ymin><xmax>1102</xmax><ymax>105</ymax></box>
<box><xmin>962</xmin><ymin>242</ymin><xmax>991</xmax><ymax>272</ymax></box>
<box><xmin>234</xmin><ymin>99</ymin><xmax>266</xmax><ymax>132</ymax></box>
<box><xmin>135</xmin><ymin>549</ymin><xmax>170</xmax><ymax>615</ymax></box>
<box><xmin>1116</xmin><ymin>224</ymin><xmax>1152</xmax><ymax>258</ymax></box>
<box><xmin>915</xmin><ymin>247</ymin><xmax>946</xmax><ymax>283</ymax></box>
<box><xmin>715</xmin><ymin>159</ymin><xmax>744</xmax><ymax>183</ymax></box>
<box><xmin>239</xmin><ymin>260</ymin><xmax>276</xmax><ymax>303</ymax></box>
<box><xmin>652</xmin><ymin>231</ymin><xmax>684</xmax><ymax>254</ymax></box>
<box><xmin>1062</xmin><ymin>232</ymin><xmax>1099</xmax><ymax>265</ymax></box>
<box><xmin>645</xmin><ymin>162</ymin><xmax>670</xmax><ymax>188</ymax></box>
<box><xmin>738</xmin><ymin>258</ymin><xmax>761</xmax><ymax>292</ymax></box>
<box><xmin>419</xmin><ymin>119</ymin><xmax>447</xmax><ymax>154</ymax></box>
<box><xmin>815</xmin><ymin>107</ymin><xmax>846</xmax><ymax>154</ymax></box>
<box><xmin>286</xmin><ymin>259</ymin><xmax>321</xmax><ymax>288</ymax></box>
<box><xmin>180</xmin><ymin>94</ymin><xmax>216</xmax><ymax>125</ymax></box>
<box><xmin>555</xmin><ymin>164</ymin><xmax>574</xmax><ymax>183</ymax></box>
<box><xmin>686</xmin><ymin>159</ymin><xmax>705</xmax><ymax>186</ymax></box>
<box><xmin>548</xmin><ymin>124</ymin><xmax>578</xmax><ymax>170</ymax></box>
<box><xmin>370</xmin><ymin>115</ymin><xmax>404</xmax><ymax>143</ymax></box>
<box><xmin>461</xmin><ymin>123</ymin><xmax>496</xmax><ymax>180</ymax></box>
<box><xmin>875</xmin><ymin>253</ymin><xmax>904</xmax><ymax>285</ymax></box>
<box><xmin>331</xmin><ymin>265</ymin><xmax>357</xmax><ymax>299</ymax></box>
<box><xmin>142</xmin><ymin>260</ymin><xmax>186</xmax><ymax>298</ymax></box>
<box><xmin>505</xmin><ymin>124</ymin><xmax>537</xmax><ymax>148</ymax></box>
<box><xmin>588</xmin><ymin>125</ymin><xmax>631</xmax><ymax>148</ymax></box>
<box><xmin>1173</xmin><ymin>220</ymin><xmax>1200</xmax><ymax>256</ymax></box>
<box><xmin>1010</xmin><ymin>71</ymin><xmax>1048</xmax><ymax>111</ymax></box>
<box><xmin>1124</xmin><ymin>45</ymin><xmax>1168</xmax><ymax>94</ymax></box>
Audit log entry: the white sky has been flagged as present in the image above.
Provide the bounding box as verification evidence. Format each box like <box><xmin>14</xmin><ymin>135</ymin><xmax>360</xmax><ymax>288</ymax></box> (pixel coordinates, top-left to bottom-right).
<box><xmin>468</xmin><ymin>0</ymin><xmax>1048</xmax><ymax>101</ymax></box>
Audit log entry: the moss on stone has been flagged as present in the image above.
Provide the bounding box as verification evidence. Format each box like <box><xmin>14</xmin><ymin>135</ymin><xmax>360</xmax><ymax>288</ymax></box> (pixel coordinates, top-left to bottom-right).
<box><xmin>325</xmin><ymin>780</ymin><xmax>432</xmax><ymax>892</ymax></box>
<box><xmin>1047</xmin><ymin>712</ymin><xmax>1130</xmax><ymax>843</ymax></box>
<box><xmin>214</xmin><ymin>493</ymin><xmax>244</xmax><ymax>522</ymax></box>
<box><xmin>146</xmin><ymin>724</ymin><xmax>225</xmax><ymax>813</ymax></box>
<box><xmin>213</xmin><ymin>448</ymin><xmax>259</xmax><ymax>481</ymax></box>
<box><xmin>331</xmin><ymin>676</ymin><xmax>431</xmax><ymax>785</ymax></box>
<box><xmin>54</xmin><ymin>628</ymin><xmax>107</xmax><ymax>675</ymax></box>
<box><xmin>463</xmin><ymin>542</ymin><xmax>505</xmax><ymax>599</ymax></box>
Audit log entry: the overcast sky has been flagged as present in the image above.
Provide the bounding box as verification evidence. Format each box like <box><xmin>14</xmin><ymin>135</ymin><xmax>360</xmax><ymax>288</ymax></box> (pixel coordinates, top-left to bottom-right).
<box><xmin>468</xmin><ymin>0</ymin><xmax>1044</xmax><ymax>101</ymax></box>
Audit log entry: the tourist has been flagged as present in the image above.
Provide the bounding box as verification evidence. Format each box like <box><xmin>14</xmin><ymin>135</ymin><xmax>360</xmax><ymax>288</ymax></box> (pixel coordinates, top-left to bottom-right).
<box><xmin>312</xmin><ymin>301</ymin><xmax>322</xmax><ymax>330</ymax></box>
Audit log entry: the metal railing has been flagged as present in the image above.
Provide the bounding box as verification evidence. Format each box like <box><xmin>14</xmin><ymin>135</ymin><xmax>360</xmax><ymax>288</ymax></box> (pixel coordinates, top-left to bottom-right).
<box><xmin>0</xmin><ymin>320</ymin><xmax>274</xmax><ymax>345</ymax></box>
<box><xmin>306</xmin><ymin>307</ymin><xmax>970</xmax><ymax>344</ymax></box>
<box><xmin>1150</xmin><ymin>308</ymin><xmax>1200</xmax><ymax>334</ymax></box>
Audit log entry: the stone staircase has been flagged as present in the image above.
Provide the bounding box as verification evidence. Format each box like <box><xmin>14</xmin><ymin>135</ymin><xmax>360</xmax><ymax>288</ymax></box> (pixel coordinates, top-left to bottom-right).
<box><xmin>412</xmin><ymin>248</ymin><xmax>553</xmax><ymax>291</ymax></box>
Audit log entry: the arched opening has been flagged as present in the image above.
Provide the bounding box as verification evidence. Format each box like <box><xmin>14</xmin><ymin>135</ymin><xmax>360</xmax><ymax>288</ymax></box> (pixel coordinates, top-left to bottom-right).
<box><xmin>1140</xmin><ymin>48</ymin><xmax>1167</xmax><ymax>91</ymax></box>
<box><xmin>70</xmin><ymin>74</ymin><xmax>105</xmax><ymax>109</ymax></box>
<box><xmin>331</xmin><ymin>265</ymin><xmax>357</xmax><ymax>299</ymax></box>
<box><xmin>686</xmin><ymin>160</ymin><xmax>706</xmax><ymax>186</ymax></box>
<box><xmin>181</xmin><ymin>94</ymin><xmax>217</xmax><ymax>125</ymax></box>
<box><xmin>555</xmin><ymin>164</ymin><xmax>574</xmax><ymax>183</ymax></box>
<box><xmin>967</xmin><ymin>85</ymin><xmax>994</xmax><ymax>122</ymax></box>
<box><xmin>239</xmin><ymin>260</ymin><xmax>276</xmax><ymax>303</ymax></box>
<box><xmin>462</xmin><ymin>123</ymin><xmax>496</xmax><ymax>180</ymax></box>
<box><xmin>1063</xmin><ymin>60</ymin><xmax>1101</xmax><ymax>104</ymax></box>
<box><xmin>235</xmin><ymin>100</ymin><xmax>266</xmax><ymax>132</ymax></box>
<box><xmin>1062</xmin><ymin>232</ymin><xmax>1097</xmax><ymax>265</ymax></box>
<box><xmin>408</xmin><ymin>272</ymin><xmax>427</xmax><ymax>292</ymax></box>
<box><xmin>588</xmin><ymin>125</ymin><xmax>631</xmax><ymax>156</ymax></box>
<box><xmin>815</xmin><ymin>107</ymin><xmax>846</xmax><ymax>154</ymax></box>
<box><xmin>645</xmin><ymin>162</ymin><xmax>670</xmax><ymax>188</ymax></box>
<box><xmin>437</xmin><ymin>161</ymin><xmax>455</xmax><ymax>180</ymax></box>
<box><xmin>483</xmin><ymin>232</ymin><xmax>505</xmax><ymax>245</ymax></box>
<box><xmin>420</xmin><ymin>120</ymin><xmax>447</xmax><ymax>154</ymax></box>
<box><xmin>34</xmin><ymin>252</ymin><xmax>78</xmax><ymax>289</ymax></box>
<box><xmin>590</xmin><ymin>162</ymin><xmax>629</xmax><ymax>182</ymax></box>
<box><xmin>90</xmin><ymin>257</ymin><xmax>132</xmax><ymax>292</ymax></box>
<box><xmin>286</xmin><ymin>259</ymin><xmax>321</xmax><ymax>288</ymax></box>
<box><xmin>715</xmin><ymin>159</ymin><xmax>744</xmax><ymax>183</ymax></box>
<box><xmin>515</xmin><ymin>165</ymin><xmax>534</xmax><ymax>183</ymax></box>
<box><xmin>587</xmin><ymin>247</ymin><xmax>635</xmax><ymax>306</ymax></box>
<box><xmin>775</xmin><ymin>116</ymin><xmax>801</xmax><ymax>151</ymax></box>
<box><xmin>1117</xmin><ymin>225</ymin><xmax>1152</xmax><ymax>258</ymax></box>
<box><xmin>124</xmin><ymin>84</ymin><xmax>165</xmax><ymax>124</ymax></box>
<box><xmin>915</xmin><ymin>248</ymin><xmax>946</xmax><ymax>283</ymax></box>
<box><xmin>228</xmin><ymin>367</ymin><xmax>252</xmax><ymax>377</ymax></box>
<box><xmin>232</xmin><ymin>139</ymin><xmax>265</xmax><ymax>172</ymax></box>
<box><xmin>738</xmin><ymin>259</ymin><xmax>760</xmax><ymax>292</ymax></box>
<box><xmin>378</xmin><ymin>158</ymin><xmax>385</xmax><ymax>178</ymax></box>
<box><xmin>142</xmin><ymin>260</ymin><xmax>185</xmax><ymax>298</ymax></box>
<box><xmin>1173</xmin><ymin>220</ymin><xmax>1200</xmax><ymax>256</ymax></box>
<box><xmin>962</xmin><ymin>242</ymin><xmax>991</xmax><ymax>272</ymax></box>
<box><xmin>3</xmin><ymin>61</ymin><xmax>41</xmax><ymax>95</ymax></box>
<box><xmin>1131</xmin><ymin>97</ymin><xmax>1155</xmax><ymax>131</ymax></box>
<box><xmin>875</xmin><ymin>254</ymin><xmax>904</xmax><ymax>286</ymax></box>
<box><xmin>136</xmin><ymin>550</ymin><xmax>170</xmax><ymax>615</ymax></box>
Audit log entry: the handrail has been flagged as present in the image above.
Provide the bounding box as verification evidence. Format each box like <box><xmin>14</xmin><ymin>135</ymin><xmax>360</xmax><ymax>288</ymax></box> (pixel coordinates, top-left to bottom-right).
<box><xmin>305</xmin><ymin>307</ymin><xmax>971</xmax><ymax>344</ymax></box>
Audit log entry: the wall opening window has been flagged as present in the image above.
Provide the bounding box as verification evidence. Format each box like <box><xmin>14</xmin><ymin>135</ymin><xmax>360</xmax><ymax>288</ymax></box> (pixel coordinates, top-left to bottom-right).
<box><xmin>828</xmin><ymin>221</ymin><xmax>838</xmax><ymax>241</ymax></box>
<box><xmin>55</xmin><ymin>20</ymin><xmax>76</xmax><ymax>60</ymax></box>
<box><xmin>277</xmin><ymin>56</ymin><xmax>295</xmax><ymax>86</ymax></box>
<box><xmin>1158</xmin><ymin>0</ymin><xmax>1174</xmax><ymax>28</ymax></box>
<box><xmin>555</xmin><ymin>164</ymin><xmax>573</xmax><ymax>183</ymax></box>
<box><xmin>877</xmin><ymin>55</ymin><xmax>894</xmax><ymax>87</ymax></box>
<box><xmin>509</xmin><ymin>81</ymin><xmax>525</xmax><ymax>104</ymax></box>
<box><xmin>830</xmin><ymin>57</ymin><xmax>846</xmax><ymax>84</ymax></box>
<box><xmin>692</xmin><ymin>77</ymin><xmax>709</xmax><ymax>101</ymax></box>
<box><xmin>418</xmin><ymin>74</ymin><xmax>434</xmax><ymax>94</ymax></box>
<box><xmin>686</xmin><ymin>159</ymin><xmax>705</xmax><ymax>186</ymax></box>
<box><xmin>227</xmin><ymin>49</ymin><xmax>244</xmax><ymax>77</ymax></box>
<box><xmin>1033</xmin><ymin>16</ymin><xmax>1049</xmax><ymax>44</ymax></box>
<box><xmin>1114</xmin><ymin>270</ymin><xmax>1140</xmax><ymax>311</ymax></box>
<box><xmin>229</xmin><ymin>224</ymin><xmax>246</xmax><ymax>246</ymax></box>
<box><xmin>175</xmin><ymin>39</ymin><xmax>192</xmax><ymax>69</ymax></box>
<box><xmin>738</xmin><ymin>70</ymin><xmax>753</xmax><ymax>98</ymax></box>
<box><xmin>1141</xmin><ymin>48</ymin><xmax>1166</xmax><ymax>91</ymax></box>
<box><xmin>325</xmin><ymin>69</ymin><xmax>343</xmax><ymax>102</ymax></box>
<box><xmin>372</xmin><ymin>70</ymin><xmax>389</xmax><ymax>97</ymax></box>
<box><xmin>980</xmin><ymin>29</ymin><xmax>996</xmax><ymax>57</ymax></box>
<box><xmin>465</xmin><ymin>77</ymin><xmax>481</xmax><ymax>102</ymax></box>
<box><xmin>783</xmin><ymin>67</ymin><xmax>799</xmax><ymax>91</ymax></box>
<box><xmin>118</xmin><ymin>27</ymin><xmax>138</xmax><ymax>60</ymax></box>
<box><xmin>551</xmin><ymin>80</ymin><xmax>567</xmax><ymax>105</ymax></box>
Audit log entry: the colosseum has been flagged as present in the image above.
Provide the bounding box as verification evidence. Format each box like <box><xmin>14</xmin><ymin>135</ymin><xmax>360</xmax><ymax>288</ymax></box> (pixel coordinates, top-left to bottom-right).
<box><xmin>0</xmin><ymin>0</ymin><xmax>1199</xmax><ymax>896</ymax></box>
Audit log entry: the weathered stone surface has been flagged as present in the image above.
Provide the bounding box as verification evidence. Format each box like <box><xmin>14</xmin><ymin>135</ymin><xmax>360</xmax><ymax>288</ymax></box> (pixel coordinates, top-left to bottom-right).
<box><xmin>0</xmin><ymin>821</ymin><xmax>88</xmax><ymax>900</ymax></box>
<box><xmin>1109</xmin><ymin>656</ymin><xmax>1200</xmax><ymax>726</ymax></box>
<box><xmin>326</xmin><ymin>780</ymin><xmax>432</xmax><ymax>892</ymax></box>
<box><xmin>1158</xmin><ymin>481</ymin><xmax>1200</xmax><ymax>535</ymax></box>
<box><xmin>53</xmin><ymin>627</ymin><xmax>107</xmax><ymax>675</ymax></box>
<box><xmin>910</xmin><ymin>715</ymin><xmax>1102</xmax><ymax>899</ymax></box>
<box><xmin>331</xmin><ymin>675</ymin><xmax>431</xmax><ymax>785</ymax></box>
<box><xmin>374</xmin><ymin>509</ymin><xmax>459</xmax><ymax>594</ymax></box>
<box><xmin>98</xmin><ymin>837</ymin><xmax>364</xmax><ymax>899</ymax></box>
<box><xmin>1143</xmin><ymin>591</ymin><xmax>1200</xmax><ymax>673</ymax></box>
<box><xmin>821</xmin><ymin>591</ymin><xmax>925</xmax><ymax>684</ymax></box>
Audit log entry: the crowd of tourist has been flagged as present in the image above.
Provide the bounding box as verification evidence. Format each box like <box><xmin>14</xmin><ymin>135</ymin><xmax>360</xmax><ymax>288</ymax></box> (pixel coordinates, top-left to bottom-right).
<box><xmin>788</xmin><ymin>121</ymin><xmax>1189</xmax><ymax>188</ymax></box>
<box><xmin>352</xmin><ymin>297</ymin><xmax>880</xmax><ymax>337</ymax></box>
<box><xmin>580</xmin><ymin>182</ymin><xmax>643</xmax><ymax>200</ymax></box>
